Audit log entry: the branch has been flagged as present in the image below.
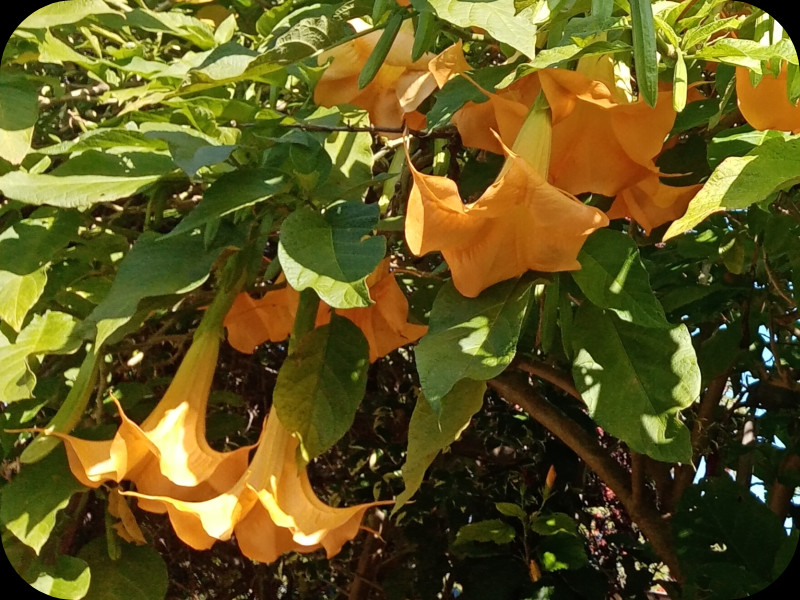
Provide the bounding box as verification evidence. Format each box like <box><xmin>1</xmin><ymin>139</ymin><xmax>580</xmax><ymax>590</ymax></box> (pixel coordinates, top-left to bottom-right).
<box><xmin>286</xmin><ymin>122</ymin><xmax>457</xmax><ymax>139</ymax></box>
<box><xmin>767</xmin><ymin>453</ymin><xmax>800</xmax><ymax>519</ymax></box>
<box><xmin>488</xmin><ymin>374</ymin><xmax>683</xmax><ymax>582</ymax></box>
<box><xmin>513</xmin><ymin>357</ymin><xmax>582</xmax><ymax>401</ymax></box>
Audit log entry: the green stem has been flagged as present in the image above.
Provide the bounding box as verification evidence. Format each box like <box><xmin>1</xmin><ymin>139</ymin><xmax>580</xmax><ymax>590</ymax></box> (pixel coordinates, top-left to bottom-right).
<box><xmin>195</xmin><ymin>252</ymin><xmax>248</xmax><ymax>338</ymax></box>
<box><xmin>20</xmin><ymin>347</ymin><xmax>99</xmax><ymax>464</ymax></box>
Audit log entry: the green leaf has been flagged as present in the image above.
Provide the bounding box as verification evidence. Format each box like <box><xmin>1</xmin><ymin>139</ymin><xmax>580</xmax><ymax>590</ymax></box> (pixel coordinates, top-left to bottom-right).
<box><xmin>359</xmin><ymin>12</ymin><xmax>404</xmax><ymax>89</ymax></box>
<box><xmin>0</xmin><ymin>267</ymin><xmax>47</xmax><ymax>332</ymax></box>
<box><xmin>629</xmin><ymin>0</ymin><xmax>658</xmax><ymax>107</ymax></box>
<box><xmin>415</xmin><ymin>278</ymin><xmax>533</xmax><ymax>413</ymax></box>
<box><xmin>426</xmin><ymin>75</ymin><xmax>490</xmax><ymax>130</ymax></box>
<box><xmin>0</xmin><ymin>447</ymin><xmax>87</xmax><ymax>554</ymax></box>
<box><xmin>453</xmin><ymin>519</ymin><xmax>516</xmax><ymax>547</ymax></box>
<box><xmin>412</xmin><ymin>8</ymin><xmax>438</xmax><ymax>61</ymax></box>
<box><xmin>19</xmin><ymin>0</ymin><xmax>118</xmax><ymax>28</ymax></box>
<box><xmin>394</xmin><ymin>379</ymin><xmax>485</xmax><ymax>511</ymax></box>
<box><xmin>664</xmin><ymin>136</ymin><xmax>800</xmax><ymax>240</ymax></box>
<box><xmin>125</xmin><ymin>8</ymin><xmax>216</xmax><ymax>50</ymax></box>
<box><xmin>706</xmin><ymin>126</ymin><xmax>787</xmax><ymax>169</ymax></box>
<box><xmin>572</xmin><ymin>229</ymin><xmax>669</xmax><ymax>329</ymax></box>
<box><xmin>273</xmin><ymin>315</ymin><xmax>370</xmax><ymax>463</ymax></box>
<box><xmin>530</xmin><ymin>513</ymin><xmax>578</xmax><ymax>536</ymax></box>
<box><xmin>681</xmin><ymin>16</ymin><xmax>742</xmax><ymax>51</ymax></box>
<box><xmin>168</xmin><ymin>169</ymin><xmax>286</xmax><ymax>236</ymax></box>
<box><xmin>0</xmin><ymin>311</ymin><xmax>82</xmax><ymax>404</ymax></box>
<box><xmin>694</xmin><ymin>38</ymin><xmax>798</xmax><ymax>72</ymax></box>
<box><xmin>571</xmin><ymin>304</ymin><xmax>698</xmax><ymax>462</ymax></box>
<box><xmin>0</xmin><ymin>153</ymin><xmax>176</xmax><ymax>208</ymax></box>
<box><xmin>674</xmin><ymin>476</ymin><xmax>793</xmax><ymax>597</ymax></box>
<box><xmin>277</xmin><ymin>202</ymin><xmax>385</xmax><ymax>309</ymax></box>
<box><xmin>0</xmin><ymin>210</ymin><xmax>80</xmax><ymax>275</ymax></box>
<box><xmin>318</xmin><ymin>124</ymin><xmax>375</xmax><ymax>203</ymax></box>
<box><xmin>78</xmin><ymin>537</ymin><xmax>168</xmax><ymax>600</ymax></box>
<box><xmin>495</xmin><ymin>502</ymin><xmax>527</xmax><ymax>521</ymax></box>
<box><xmin>427</xmin><ymin>0</ymin><xmax>539</xmax><ymax>58</ymax></box>
<box><xmin>87</xmin><ymin>226</ymin><xmax>242</xmax><ymax>347</ymax></box>
<box><xmin>538</xmin><ymin>533</ymin><xmax>588</xmax><ymax>571</ymax></box>
<box><xmin>0</xmin><ymin>74</ymin><xmax>39</xmax><ymax>165</ymax></box>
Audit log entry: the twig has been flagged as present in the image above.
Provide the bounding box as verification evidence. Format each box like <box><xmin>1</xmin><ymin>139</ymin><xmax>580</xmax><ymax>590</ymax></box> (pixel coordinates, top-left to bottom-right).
<box><xmin>286</xmin><ymin>122</ymin><xmax>457</xmax><ymax>139</ymax></box>
<box><xmin>489</xmin><ymin>374</ymin><xmax>682</xmax><ymax>582</ymax></box>
<box><xmin>768</xmin><ymin>453</ymin><xmax>800</xmax><ymax>519</ymax></box>
<box><xmin>39</xmin><ymin>81</ymin><xmax>110</xmax><ymax>107</ymax></box>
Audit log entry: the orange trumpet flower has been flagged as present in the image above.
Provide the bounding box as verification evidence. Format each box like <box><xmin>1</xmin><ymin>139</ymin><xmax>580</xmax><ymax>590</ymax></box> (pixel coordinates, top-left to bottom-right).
<box><xmin>607</xmin><ymin>173</ymin><xmax>703</xmax><ymax>235</ymax></box>
<box><xmin>224</xmin><ymin>259</ymin><xmax>427</xmax><ymax>362</ymax></box>
<box><xmin>125</xmin><ymin>410</ymin><xmax>387</xmax><ymax>563</ymax></box>
<box><xmin>405</xmin><ymin>109</ymin><xmax>609</xmax><ymax>298</ymax></box>
<box><xmin>47</xmin><ymin>319</ymin><xmax>253</xmax><ymax>512</ymax></box>
<box><xmin>314</xmin><ymin>18</ymin><xmax>436</xmax><ymax>132</ymax></box>
<box><xmin>736</xmin><ymin>63</ymin><xmax>800</xmax><ymax>133</ymax></box>
<box><xmin>539</xmin><ymin>55</ymin><xmax>676</xmax><ymax>197</ymax></box>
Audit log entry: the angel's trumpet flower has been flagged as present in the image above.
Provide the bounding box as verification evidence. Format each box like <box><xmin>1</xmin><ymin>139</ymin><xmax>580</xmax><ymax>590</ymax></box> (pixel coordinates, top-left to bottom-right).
<box><xmin>736</xmin><ymin>63</ymin><xmax>800</xmax><ymax>133</ymax></box>
<box><xmin>46</xmin><ymin>282</ymin><xmax>253</xmax><ymax>510</ymax></box>
<box><xmin>224</xmin><ymin>259</ymin><xmax>427</xmax><ymax>362</ymax></box>
<box><xmin>539</xmin><ymin>55</ymin><xmax>676</xmax><ymax>197</ymax></box>
<box><xmin>314</xmin><ymin>18</ymin><xmax>437</xmax><ymax>132</ymax></box>
<box><xmin>124</xmin><ymin>411</ymin><xmax>388</xmax><ymax>563</ymax></box>
<box><xmin>404</xmin><ymin>103</ymin><xmax>609</xmax><ymax>298</ymax></box>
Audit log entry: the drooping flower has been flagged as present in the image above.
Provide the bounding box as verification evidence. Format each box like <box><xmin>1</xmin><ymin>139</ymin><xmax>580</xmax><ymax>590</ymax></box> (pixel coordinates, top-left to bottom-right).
<box><xmin>314</xmin><ymin>18</ymin><xmax>437</xmax><ymax>132</ymax></box>
<box><xmin>539</xmin><ymin>55</ymin><xmax>677</xmax><ymax>197</ymax></box>
<box><xmin>124</xmin><ymin>410</ymin><xmax>387</xmax><ymax>563</ymax></box>
<box><xmin>404</xmin><ymin>109</ymin><xmax>609</xmax><ymax>298</ymax></box>
<box><xmin>47</xmin><ymin>302</ymin><xmax>253</xmax><ymax>511</ymax></box>
<box><xmin>736</xmin><ymin>63</ymin><xmax>800</xmax><ymax>133</ymax></box>
<box><xmin>607</xmin><ymin>173</ymin><xmax>703</xmax><ymax>235</ymax></box>
<box><xmin>224</xmin><ymin>259</ymin><xmax>427</xmax><ymax>362</ymax></box>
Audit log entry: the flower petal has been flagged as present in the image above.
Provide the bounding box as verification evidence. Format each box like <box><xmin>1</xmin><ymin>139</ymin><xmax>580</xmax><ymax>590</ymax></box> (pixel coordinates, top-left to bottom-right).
<box><xmin>406</xmin><ymin>139</ymin><xmax>608</xmax><ymax>297</ymax></box>
<box><xmin>608</xmin><ymin>175</ymin><xmax>702</xmax><ymax>234</ymax></box>
<box><xmin>736</xmin><ymin>63</ymin><xmax>800</xmax><ymax>133</ymax></box>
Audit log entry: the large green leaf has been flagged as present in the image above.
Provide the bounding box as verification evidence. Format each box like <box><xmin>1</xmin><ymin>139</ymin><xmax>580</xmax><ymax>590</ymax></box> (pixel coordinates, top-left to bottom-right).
<box><xmin>664</xmin><ymin>136</ymin><xmax>800</xmax><ymax>240</ymax></box>
<box><xmin>0</xmin><ymin>152</ymin><xmax>176</xmax><ymax>208</ymax></box>
<box><xmin>571</xmin><ymin>304</ymin><xmax>698</xmax><ymax>462</ymax></box>
<box><xmin>0</xmin><ymin>311</ymin><xmax>82</xmax><ymax>404</ymax></box>
<box><xmin>572</xmin><ymin>229</ymin><xmax>669</xmax><ymax>329</ymax></box>
<box><xmin>0</xmin><ymin>447</ymin><xmax>87</xmax><ymax>554</ymax></box>
<box><xmin>19</xmin><ymin>0</ymin><xmax>118</xmax><ymax>28</ymax></box>
<box><xmin>277</xmin><ymin>202</ymin><xmax>385</xmax><ymax>309</ymax></box>
<box><xmin>674</xmin><ymin>476</ymin><xmax>796</xmax><ymax>599</ymax></box>
<box><xmin>87</xmin><ymin>225</ymin><xmax>242</xmax><ymax>347</ymax></box>
<box><xmin>0</xmin><ymin>74</ymin><xmax>39</xmax><ymax>165</ymax></box>
<box><xmin>538</xmin><ymin>534</ymin><xmax>589</xmax><ymax>572</ymax></box>
<box><xmin>272</xmin><ymin>315</ymin><xmax>370</xmax><ymax>462</ymax></box>
<box><xmin>415</xmin><ymin>278</ymin><xmax>533</xmax><ymax>413</ymax></box>
<box><xmin>425</xmin><ymin>0</ymin><xmax>540</xmax><ymax>58</ymax></box>
<box><xmin>694</xmin><ymin>38</ymin><xmax>798</xmax><ymax>71</ymax></box>
<box><xmin>394</xmin><ymin>379</ymin><xmax>486</xmax><ymax>510</ymax></box>
<box><xmin>78</xmin><ymin>537</ymin><xmax>168</xmax><ymax>600</ymax></box>
<box><xmin>629</xmin><ymin>0</ymin><xmax>658</xmax><ymax>107</ymax></box>
<box><xmin>168</xmin><ymin>169</ymin><xmax>286</xmax><ymax>236</ymax></box>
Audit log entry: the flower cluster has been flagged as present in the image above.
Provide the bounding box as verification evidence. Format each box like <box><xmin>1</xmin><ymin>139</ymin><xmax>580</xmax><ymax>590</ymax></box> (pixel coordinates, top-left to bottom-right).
<box><xmin>45</xmin><ymin>303</ymin><xmax>384</xmax><ymax>562</ymax></box>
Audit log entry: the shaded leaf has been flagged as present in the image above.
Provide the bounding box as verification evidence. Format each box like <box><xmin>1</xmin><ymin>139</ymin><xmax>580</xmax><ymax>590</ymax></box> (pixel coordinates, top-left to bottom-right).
<box><xmin>394</xmin><ymin>379</ymin><xmax>486</xmax><ymax>510</ymax></box>
<box><xmin>273</xmin><ymin>315</ymin><xmax>370</xmax><ymax>462</ymax></box>
<box><xmin>538</xmin><ymin>533</ymin><xmax>588</xmax><ymax>572</ymax></box>
<box><xmin>530</xmin><ymin>513</ymin><xmax>579</xmax><ymax>537</ymax></box>
<box><xmin>0</xmin><ymin>267</ymin><xmax>47</xmax><ymax>332</ymax></box>
<box><xmin>87</xmin><ymin>225</ymin><xmax>242</xmax><ymax>347</ymax></box>
<box><xmin>0</xmin><ymin>74</ymin><xmax>39</xmax><ymax>165</ymax></box>
<box><xmin>78</xmin><ymin>536</ymin><xmax>168</xmax><ymax>600</ymax></box>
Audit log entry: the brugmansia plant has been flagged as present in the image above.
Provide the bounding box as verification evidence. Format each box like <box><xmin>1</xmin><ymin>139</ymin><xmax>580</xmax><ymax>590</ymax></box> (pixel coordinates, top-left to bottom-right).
<box><xmin>0</xmin><ymin>1</ymin><xmax>798</xmax><ymax>599</ymax></box>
